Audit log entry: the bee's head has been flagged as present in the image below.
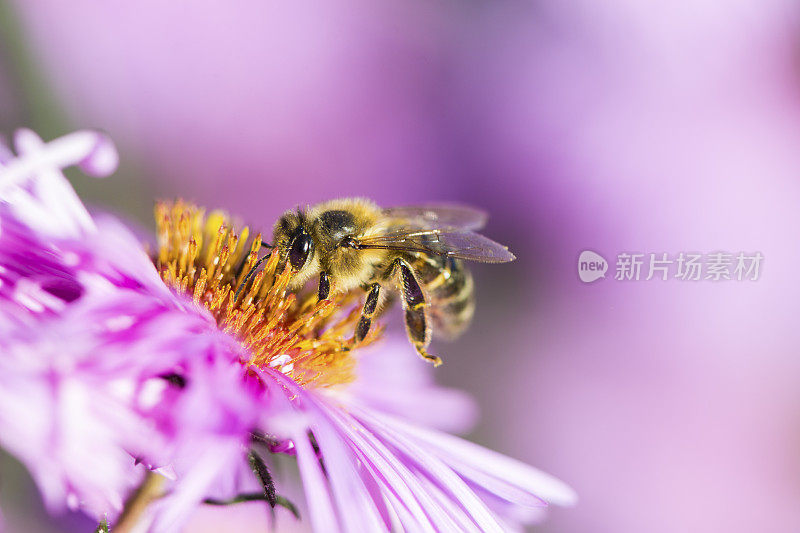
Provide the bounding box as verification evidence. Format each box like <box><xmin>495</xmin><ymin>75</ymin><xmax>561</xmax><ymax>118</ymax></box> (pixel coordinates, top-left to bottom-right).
<box><xmin>273</xmin><ymin>208</ymin><xmax>316</xmax><ymax>274</ymax></box>
<box><xmin>272</xmin><ymin>202</ymin><xmax>378</xmax><ymax>292</ymax></box>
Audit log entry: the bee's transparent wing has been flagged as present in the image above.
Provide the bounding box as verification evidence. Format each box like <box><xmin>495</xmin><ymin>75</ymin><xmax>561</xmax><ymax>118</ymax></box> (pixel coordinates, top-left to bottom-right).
<box><xmin>354</xmin><ymin>228</ymin><xmax>515</xmax><ymax>263</ymax></box>
<box><xmin>383</xmin><ymin>204</ymin><xmax>488</xmax><ymax>231</ymax></box>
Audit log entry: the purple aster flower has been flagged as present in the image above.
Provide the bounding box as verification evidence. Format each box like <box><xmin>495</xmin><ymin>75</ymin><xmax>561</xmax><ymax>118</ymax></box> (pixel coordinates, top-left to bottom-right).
<box><xmin>0</xmin><ymin>129</ymin><xmax>575</xmax><ymax>531</ymax></box>
<box><xmin>0</xmin><ymin>130</ymin><xmax>265</xmax><ymax>528</ymax></box>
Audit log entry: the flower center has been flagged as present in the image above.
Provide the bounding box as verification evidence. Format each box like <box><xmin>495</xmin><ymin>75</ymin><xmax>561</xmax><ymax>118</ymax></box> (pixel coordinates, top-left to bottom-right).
<box><xmin>154</xmin><ymin>200</ymin><xmax>380</xmax><ymax>389</ymax></box>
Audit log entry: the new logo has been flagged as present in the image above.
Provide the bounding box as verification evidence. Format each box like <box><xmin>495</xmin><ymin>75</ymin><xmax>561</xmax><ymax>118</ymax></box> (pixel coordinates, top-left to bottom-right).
<box><xmin>578</xmin><ymin>250</ymin><xmax>608</xmax><ymax>283</ymax></box>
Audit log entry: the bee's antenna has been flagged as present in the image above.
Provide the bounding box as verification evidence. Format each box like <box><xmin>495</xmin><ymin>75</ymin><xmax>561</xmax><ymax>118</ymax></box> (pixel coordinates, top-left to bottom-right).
<box><xmin>234</xmin><ymin>243</ymin><xmax>273</xmax><ymax>302</ymax></box>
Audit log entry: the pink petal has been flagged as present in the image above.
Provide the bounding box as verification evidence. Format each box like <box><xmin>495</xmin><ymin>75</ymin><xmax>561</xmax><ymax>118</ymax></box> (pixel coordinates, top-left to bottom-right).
<box><xmin>315</xmin><ymin>400</ymin><xmax>440</xmax><ymax>532</ymax></box>
<box><xmin>352</xmin><ymin>407</ymin><xmax>506</xmax><ymax>533</ymax></box>
<box><xmin>308</xmin><ymin>407</ymin><xmax>388</xmax><ymax>532</ymax></box>
<box><xmin>292</xmin><ymin>425</ymin><xmax>341</xmax><ymax>533</ymax></box>
<box><xmin>375</xmin><ymin>411</ymin><xmax>578</xmax><ymax>507</ymax></box>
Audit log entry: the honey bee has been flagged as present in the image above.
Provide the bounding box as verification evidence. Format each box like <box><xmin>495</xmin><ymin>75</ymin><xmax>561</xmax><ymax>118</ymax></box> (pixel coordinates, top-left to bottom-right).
<box><xmin>242</xmin><ymin>198</ymin><xmax>515</xmax><ymax>365</ymax></box>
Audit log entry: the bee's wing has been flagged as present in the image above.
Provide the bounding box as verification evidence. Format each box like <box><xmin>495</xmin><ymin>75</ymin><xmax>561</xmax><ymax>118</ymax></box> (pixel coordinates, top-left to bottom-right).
<box><xmin>383</xmin><ymin>204</ymin><xmax>488</xmax><ymax>231</ymax></box>
<box><xmin>354</xmin><ymin>228</ymin><xmax>515</xmax><ymax>263</ymax></box>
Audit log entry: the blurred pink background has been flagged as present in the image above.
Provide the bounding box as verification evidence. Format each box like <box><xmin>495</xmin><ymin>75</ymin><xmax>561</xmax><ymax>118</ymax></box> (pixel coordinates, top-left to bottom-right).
<box><xmin>2</xmin><ymin>0</ymin><xmax>800</xmax><ymax>531</ymax></box>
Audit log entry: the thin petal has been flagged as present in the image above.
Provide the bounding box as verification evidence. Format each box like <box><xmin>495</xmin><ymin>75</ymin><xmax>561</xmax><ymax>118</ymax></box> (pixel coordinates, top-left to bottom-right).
<box><xmin>416</xmin><ymin>476</ymin><xmax>484</xmax><ymax>533</ymax></box>
<box><xmin>374</xmin><ymin>412</ymin><xmax>578</xmax><ymax>507</ymax></box>
<box><xmin>347</xmin><ymin>343</ymin><xmax>478</xmax><ymax>433</ymax></box>
<box><xmin>149</xmin><ymin>440</ymin><xmax>243</xmax><ymax>531</ymax></box>
<box><xmin>315</xmin><ymin>400</ymin><xmax>440</xmax><ymax>532</ymax></box>
<box><xmin>261</xmin><ymin>376</ymin><xmax>342</xmax><ymax>533</ymax></box>
<box><xmin>292</xmin><ymin>425</ymin><xmax>341</xmax><ymax>533</ymax></box>
<box><xmin>351</xmin><ymin>407</ymin><xmax>506</xmax><ymax>533</ymax></box>
<box><xmin>308</xmin><ymin>407</ymin><xmax>388</xmax><ymax>532</ymax></box>
<box><xmin>0</xmin><ymin>130</ymin><xmax>117</xmax><ymax>237</ymax></box>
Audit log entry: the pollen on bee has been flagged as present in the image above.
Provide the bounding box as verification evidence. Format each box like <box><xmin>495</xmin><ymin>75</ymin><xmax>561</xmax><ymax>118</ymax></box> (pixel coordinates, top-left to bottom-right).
<box><xmin>154</xmin><ymin>200</ymin><xmax>382</xmax><ymax>389</ymax></box>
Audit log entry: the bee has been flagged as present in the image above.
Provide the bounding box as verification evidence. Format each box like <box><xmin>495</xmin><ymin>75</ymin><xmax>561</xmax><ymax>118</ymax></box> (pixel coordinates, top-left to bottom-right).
<box><xmin>242</xmin><ymin>198</ymin><xmax>515</xmax><ymax>366</ymax></box>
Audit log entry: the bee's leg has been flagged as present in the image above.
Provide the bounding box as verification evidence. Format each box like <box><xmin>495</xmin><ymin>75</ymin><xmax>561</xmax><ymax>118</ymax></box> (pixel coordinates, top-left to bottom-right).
<box><xmin>234</xmin><ymin>253</ymin><xmax>272</xmax><ymax>302</ymax></box>
<box><xmin>395</xmin><ymin>259</ymin><xmax>442</xmax><ymax>367</ymax></box>
<box><xmin>353</xmin><ymin>282</ymin><xmax>381</xmax><ymax>343</ymax></box>
<box><xmin>318</xmin><ymin>271</ymin><xmax>331</xmax><ymax>301</ymax></box>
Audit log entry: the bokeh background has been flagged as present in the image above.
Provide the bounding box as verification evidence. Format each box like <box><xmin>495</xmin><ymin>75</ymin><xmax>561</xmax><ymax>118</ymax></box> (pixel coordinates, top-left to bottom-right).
<box><xmin>2</xmin><ymin>0</ymin><xmax>800</xmax><ymax>531</ymax></box>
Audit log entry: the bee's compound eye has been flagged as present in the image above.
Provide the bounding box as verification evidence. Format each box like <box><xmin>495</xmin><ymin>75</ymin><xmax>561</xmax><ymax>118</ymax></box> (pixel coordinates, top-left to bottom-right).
<box><xmin>289</xmin><ymin>232</ymin><xmax>312</xmax><ymax>270</ymax></box>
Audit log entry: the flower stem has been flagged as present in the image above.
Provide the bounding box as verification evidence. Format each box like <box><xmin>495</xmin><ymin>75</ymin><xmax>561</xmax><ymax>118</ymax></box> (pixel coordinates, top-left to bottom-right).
<box><xmin>113</xmin><ymin>472</ymin><xmax>166</xmax><ymax>533</ymax></box>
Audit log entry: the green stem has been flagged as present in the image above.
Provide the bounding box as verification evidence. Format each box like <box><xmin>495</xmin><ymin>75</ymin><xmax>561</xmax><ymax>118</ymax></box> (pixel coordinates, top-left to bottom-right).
<box><xmin>112</xmin><ymin>472</ymin><xmax>166</xmax><ymax>533</ymax></box>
